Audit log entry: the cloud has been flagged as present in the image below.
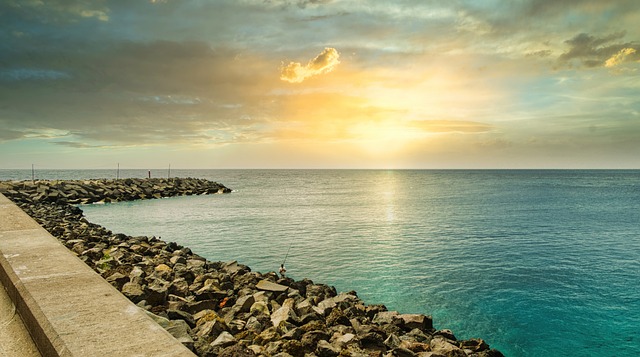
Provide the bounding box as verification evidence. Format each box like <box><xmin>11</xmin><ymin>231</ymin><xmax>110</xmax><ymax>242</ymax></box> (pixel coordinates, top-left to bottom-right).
<box><xmin>409</xmin><ymin>120</ymin><xmax>493</xmax><ymax>134</ymax></box>
<box><xmin>604</xmin><ymin>47</ymin><xmax>637</xmax><ymax>67</ymax></box>
<box><xmin>0</xmin><ymin>128</ymin><xmax>26</xmax><ymax>141</ymax></box>
<box><xmin>0</xmin><ymin>39</ymin><xmax>281</xmax><ymax>147</ymax></box>
<box><xmin>280</xmin><ymin>47</ymin><xmax>340</xmax><ymax>83</ymax></box>
<box><xmin>0</xmin><ymin>68</ymin><xmax>71</xmax><ymax>81</ymax></box>
<box><xmin>51</xmin><ymin>141</ymin><xmax>113</xmax><ymax>149</ymax></box>
<box><xmin>558</xmin><ymin>32</ymin><xmax>639</xmax><ymax>68</ymax></box>
<box><xmin>2</xmin><ymin>0</ymin><xmax>110</xmax><ymax>23</ymax></box>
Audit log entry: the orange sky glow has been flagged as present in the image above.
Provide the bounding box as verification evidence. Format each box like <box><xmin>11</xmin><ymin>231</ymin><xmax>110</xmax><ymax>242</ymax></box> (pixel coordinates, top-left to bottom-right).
<box><xmin>1</xmin><ymin>1</ymin><xmax>639</xmax><ymax>168</ymax></box>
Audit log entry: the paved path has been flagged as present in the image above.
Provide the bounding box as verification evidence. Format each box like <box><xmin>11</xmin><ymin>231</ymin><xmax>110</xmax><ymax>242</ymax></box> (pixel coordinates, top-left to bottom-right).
<box><xmin>0</xmin><ymin>193</ymin><xmax>195</xmax><ymax>356</ymax></box>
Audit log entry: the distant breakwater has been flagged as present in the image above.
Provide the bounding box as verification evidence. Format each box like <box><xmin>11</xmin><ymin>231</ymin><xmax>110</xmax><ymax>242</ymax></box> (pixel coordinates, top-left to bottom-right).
<box><xmin>0</xmin><ymin>178</ymin><xmax>503</xmax><ymax>357</ymax></box>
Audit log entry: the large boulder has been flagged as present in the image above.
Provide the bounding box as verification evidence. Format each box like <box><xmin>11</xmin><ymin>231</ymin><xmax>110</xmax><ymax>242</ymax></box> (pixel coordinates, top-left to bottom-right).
<box><xmin>271</xmin><ymin>298</ymin><xmax>297</xmax><ymax>328</ymax></box>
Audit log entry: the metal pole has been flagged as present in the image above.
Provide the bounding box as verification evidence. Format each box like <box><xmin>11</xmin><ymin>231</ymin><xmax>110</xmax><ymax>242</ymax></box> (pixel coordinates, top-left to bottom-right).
<box><xmin>117</xmin><ymin>163</ymin><xmax>120</xmax><ymax>180</ymax></box>
<box><xmin>31</xmin><ymin>164</ymin><xmax>34</xmax><ymax>182</ymax></box>
<box><xmin>168</xmin><ymin>163</ymin><xmax>171</xmax><ymax>179</ymax></box>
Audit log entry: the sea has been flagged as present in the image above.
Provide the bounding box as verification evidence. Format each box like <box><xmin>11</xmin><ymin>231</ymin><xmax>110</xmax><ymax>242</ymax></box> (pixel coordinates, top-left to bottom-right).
<box><xmin>2</xmin><ymin>169</ymin><xmax>639</xmax><ymax>356</ymax></box>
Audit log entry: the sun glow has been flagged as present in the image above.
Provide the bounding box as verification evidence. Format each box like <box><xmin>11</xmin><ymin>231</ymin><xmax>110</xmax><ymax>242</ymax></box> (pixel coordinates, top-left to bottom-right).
<box><xmin>348</xmin><ymin>120</ymin><xmax>434</xmax><ymax>155</ymax></box>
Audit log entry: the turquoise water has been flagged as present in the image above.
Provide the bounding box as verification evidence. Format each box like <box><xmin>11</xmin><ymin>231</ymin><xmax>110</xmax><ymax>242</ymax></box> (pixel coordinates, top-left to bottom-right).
<box><xmin>4</xmin><ymin>169</ymin><xmax>640</xmax><ymax>356</ymax></box>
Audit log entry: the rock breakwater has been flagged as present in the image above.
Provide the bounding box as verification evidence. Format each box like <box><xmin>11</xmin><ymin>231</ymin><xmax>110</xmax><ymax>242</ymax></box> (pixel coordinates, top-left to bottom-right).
<box><xmin>1</xmin><ymin>177</ymin><xmax>232</xmax><ymax>205</ymax></box>
<box><xmin>0</xmin><ymin>178</ymin><xmax>503</xmax><ymax>357</ymax></box>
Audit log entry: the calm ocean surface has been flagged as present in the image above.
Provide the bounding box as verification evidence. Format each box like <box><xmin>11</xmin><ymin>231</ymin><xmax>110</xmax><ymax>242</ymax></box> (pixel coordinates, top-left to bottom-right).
<box><xmin>3</xmin><ymin>169</ymin><xmax>639</xmax><ymax>356</ymax></box>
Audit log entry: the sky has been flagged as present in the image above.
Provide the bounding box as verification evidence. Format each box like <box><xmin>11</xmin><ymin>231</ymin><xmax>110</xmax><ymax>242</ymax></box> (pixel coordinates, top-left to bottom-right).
<box><xmin>1</xmin><ymin>0</ymin><xmax>639</xmax><ymax>169</ymax></box>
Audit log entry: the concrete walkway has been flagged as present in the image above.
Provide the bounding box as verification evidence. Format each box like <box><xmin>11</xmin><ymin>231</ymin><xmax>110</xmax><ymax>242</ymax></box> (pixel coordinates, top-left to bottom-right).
<box><xmin>0</xmin><ymin>284</ymin><xmax>40</xmax><ymax>356</ymax></box>
<box><xmin>0</xmin><ymin>193</ymin><xmax>195</xmax><ymax>356</ymax></box>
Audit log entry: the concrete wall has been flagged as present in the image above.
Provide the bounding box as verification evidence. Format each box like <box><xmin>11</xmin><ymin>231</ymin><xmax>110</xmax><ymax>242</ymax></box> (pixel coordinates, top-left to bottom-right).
<box><xmin>0</xmin><ymin>193</ymin><xmax>195</xmax><ymax>356</ymax></box>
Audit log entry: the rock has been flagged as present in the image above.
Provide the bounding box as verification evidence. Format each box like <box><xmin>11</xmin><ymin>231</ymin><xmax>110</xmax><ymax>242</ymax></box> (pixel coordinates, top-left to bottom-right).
<box><xmin>316</xmin><ymin>339</ymin><xmax>341</xmax><ymax>357</ymax></box>
<box><xmin>121</xmin><ymin>282</ymin><xmax>146</xmax><ymax>303</ymax></box>
<box><xmin>165</xmin><ymin>320</ymin><xmax>194</xmax><ymax>350</ymax></box>
<box><xmin>106</xmin><ymin>272</ymin><xmax>128</xmax><ymax>289</ymax></box>
<box><xmin>316</xmin><ymin>297</ymin><xmax>337</xmax><ymax>316</ymax></box>
<box><xmin>373</xmin><ymin>311</ymin><xmax>399</xmax><ymax>325</ymax></box>
<box><xmin>197</xmin><ymin>319</ymin><xmax>228</xmax><ymax>339</ymax></box>
<box><xmin>459</xmin><ymin>338</ymin><xmax>489</xmax><ymax>352</ymax></box>
<box><xmin>301</xmin><ymin>330</ymin><xmax>330</xmax><ymax>349</ymax></box>
<box><xmin>389</xmin><ymin>347</ymin><xmax>417</xmax><ymax>357</ymax></box>
<box><xmin>434</xmin><ymin>329</ymin><xmax>456</xmax><ymax>341</ymax></box>
<box><xmin>167</xmin><ymin>309</ymin><xmax>196</xmax><ymax>328</ymax></box>
<box><xmin>399</xmin><ymin>340</ymin><xmax>430</xmax><ymax>353</ymax></box>
<box><xmin>256</xmin><ymin>279</ymin><xmax>289</xmax><ymax>292</ymax></box>
<box><xmin>271</xmin><ymin>298</ymin><xmax>297</xmax><ymax>328</ymax></box>
<box><xmin>360</xmin><ymin>331</ymin><xmax>386</xmax><ymax>350</ymax></box>
<box><xmin>366</xmin><ymin>304</ymin><xmax>388</xmax><ymax>319</ymax></box>
<box><xmin>218</xmin><ymin>344</ymin><xmax>258</xmax><ymax>357</ymax></box>
<box><xmin>325</xmin><ymin>308</ymin><xmax>350</xmax><ymax>327</ymax></box>
<box><xmin>384</xmin><ymin>333</ymin><xmax>402</xmax><ymax>349</ymax></box>
<box><xmin>332</xmin><ymin>332</ymin><xmax>357</xmax><ymax>347</ymax></box>
<box><xmin>245</xmin><ymin>316</ymin><xmax>265</xmax><ymax>333</ymax></box>
<box><xmin>254</xmin><ymin>327</ymin><xmax>280</xmax><ymax>346</ymax></box>
<box><xmin>187</xmin><ymin>259</ymin><xmax>206</xmax><ymax>271</ymax></box>
<box><xmin>430</xmin><ymin>337</ymin><xmax>465</xmax><ymax>357</ymax></box>
<box><xmin>250</xmin><ymin>301</ymin><xmax>270</xmax><ymax>316</ymax></box>
<box><xmin>129</xmin><ymin>265</ymin><xmax>146</xmax><ymax>282</ymax></box>
<box><xmin>145</xmin><ymin>281</ymin><xmax>169</xmax><ymax>306</ymax></box>
<box><xmin>170</xmin><ymin>255</ymin><xmax>187</xmax><ymax>266</ymax></box>
<box><xmin>221</xmin><ymin>260</ymin><xmax>250</xmax><ymax>275</ymax></box>
<box><xmin>211</xmin><ymin>331</ymin><xmax>236</xmax><ymax>348</ymax></box>
<box><xmin>144</xmin><ymin>311</ymin><xmax>194</xmax><ymax>350</ymax></box>
<box><xmin>398</xmin><ymin>314</ymin><xmax>433</xmax><ymax>332</ymax></box>
<box><xmin>154</xmin><ymin>263</ymin><xmax>173</xmax><ymax>279</ymax></box>
<box><xmin>168</xmin><ymin>277</ymin><xmax>190</xmax><ymax>297</ymax></box>
<box><xmin>186</xmin><ymin>299</ymin><xmax>220</xmax><ymax>314</ymax></box>
<box><xmin>234</xmin><ymin>294</ymin><xmax>256</xmax><ymax>313</ymax></box>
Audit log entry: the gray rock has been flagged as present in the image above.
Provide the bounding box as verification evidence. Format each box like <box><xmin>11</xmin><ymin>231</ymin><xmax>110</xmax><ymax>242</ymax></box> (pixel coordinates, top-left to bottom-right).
<box><xmin>218</xmin><ymin>344</ymin><xmax>258</xmax><ymax>357</ymax></box>
<box><xmin>271</xmin><ymin>298</ymin><xmax>297</xmax><ymax>328</ymax></box>
<box><xmin>234</xmin><ymin>294</ymin><xmax>256</xmax><ymax>313</ymax></box>
<box><xmin>197</xmin><ymin>319</ymin><xmax>228</xmax><ymax>339</ymax></box>
<box><xmin>169</xmin><ymin>253</ymin><xmax>187</xmax><ymax>265</ymax></box>
<box><xmin>256</xmin><ymin>279</ymin><xmax>289</xmax><ymax>292</ymax></box>
<box><xmin>385</xmin><ymin>333</ymin><xmax>402</xmax><ymax>349</ymax></box>
<box><xmin>121</xmin><ymin>282</ymin><xmax>146</xmax><ymax>303</ymax></box>
<box><xmin>390</xmin><ymin>347</ymin><xmax>417</xmax><ymax>357</ymax></box>
<box><xmin>144</xmin><ymin>311</ymin><xmax>194</xmax><ymax>350</ymax></box>
<box><xmin>430</xmin><ymin>337</ymin><xmax>465</xmax><ymax>357</ymax></box>
<box><xmin>106</xmin><ymin>272</ymin><xmax>128</xmax><ymax>289</ymax></box>
<box><xmin>167</xmin><ymin>309</ymin><xmax>196</xmax><ymax>328</ymax></box>
<box><xmin>398</xmin><ymin>314</ymin><xmax>433</xmax><ymax>332</ymax></box>
<box><xmin>316</xmin><ymin>340</ymin><xmax>340</xmax><ymax>357</ymax></box>
<box><xmin>250</xmin><ymin>301</ymin><xmax>270</xmax><ymax>316</ymax></box>
<box><xmin>373</xmin><ymin>310</ymin><xmax>400</xmax><ymax>325</ymax></box>
<box><xmin>211</xmin><ymin>331</ymin><xmax>236</xmax><ymax>348</ymax></box>
<box><xmin>332</xmin><ymin>332</ymin><xmax>357</xmax><ymax>348</ymax></box>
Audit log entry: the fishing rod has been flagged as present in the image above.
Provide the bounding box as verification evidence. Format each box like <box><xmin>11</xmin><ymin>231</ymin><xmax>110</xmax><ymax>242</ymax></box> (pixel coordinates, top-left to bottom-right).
<box><xmin>281</xmin><ymin>243</ymin><xmax>292</xmax><ymax>266</ymax></box>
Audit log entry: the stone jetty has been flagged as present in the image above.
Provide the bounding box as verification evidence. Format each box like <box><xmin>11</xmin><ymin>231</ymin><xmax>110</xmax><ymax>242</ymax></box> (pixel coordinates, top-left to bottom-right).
<box><xmin>1</xmin><ymin>177</ymin><xmax>231</xmax><ymax>205</ymax></box>
<box><xmin>0</xmin><ymin>178</ymin><xmax>503</xmax><ymax>357</ymax></box>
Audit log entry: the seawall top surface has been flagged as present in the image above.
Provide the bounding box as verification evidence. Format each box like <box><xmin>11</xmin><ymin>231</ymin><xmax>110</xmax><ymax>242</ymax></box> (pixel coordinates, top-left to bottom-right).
<box><xmin>0</xmin><ymin>193</ymin><xmax>195</xmax><ymax>356</ymax></box>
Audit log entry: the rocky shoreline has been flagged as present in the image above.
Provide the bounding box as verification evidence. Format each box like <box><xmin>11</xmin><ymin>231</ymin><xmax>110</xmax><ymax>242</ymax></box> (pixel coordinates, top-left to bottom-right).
<box><xmin>0</xmin><ymin>178</ymin><xmax>503</xmax><ymax>357</ymax></box>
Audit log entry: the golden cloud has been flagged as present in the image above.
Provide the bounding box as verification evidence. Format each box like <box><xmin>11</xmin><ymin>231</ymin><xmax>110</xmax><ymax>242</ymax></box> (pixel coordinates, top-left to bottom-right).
<box><xmin>280</xmin><ymin>47</ymin><xmax>340</xmax><ymax>83</ymax></box>
<box><xmin>604</xmin><ymin>47</ymin><xmax>637</xmax><ymax>67</ymax></box>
